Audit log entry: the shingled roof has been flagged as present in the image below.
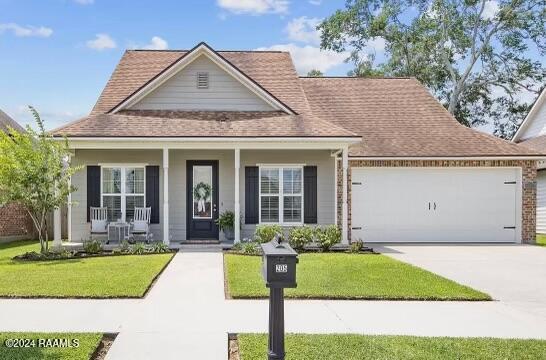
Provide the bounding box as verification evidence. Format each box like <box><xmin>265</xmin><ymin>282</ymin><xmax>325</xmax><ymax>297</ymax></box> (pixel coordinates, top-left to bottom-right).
<box><xmin>53</xmin><ymin>110</ymin><xmax>357</xmax><ymax>138</ymax></box>
<box><xmin>0</xmin><ymin>109</ymin><xmax>24</xmax><ymax>133</ymax></box>
<box><xmin>52</xmin><ymin>43</ymin><xmax>542</xmax><ymax>157</ymax></box>
<box><xmin>301</xmin><ymin>77</ymin><xmax>541</xmax><ymax>157</ymax></box>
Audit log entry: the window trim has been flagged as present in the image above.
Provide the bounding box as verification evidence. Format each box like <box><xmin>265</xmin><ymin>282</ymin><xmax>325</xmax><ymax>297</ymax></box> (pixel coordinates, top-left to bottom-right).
<box><xmin>258</xmin><ymin>165</ymin><xmax>304</xmax><ymax>226</ymax></box>
<box><xmin>100</xmin><ymin>165</ymin><xmax>146</xmax><ymax>223</ymax></box>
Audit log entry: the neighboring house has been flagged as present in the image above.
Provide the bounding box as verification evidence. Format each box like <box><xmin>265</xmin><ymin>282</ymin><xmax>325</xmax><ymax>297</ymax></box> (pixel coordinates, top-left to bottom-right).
<box><xmin>52</xmin><ymin>42</ymin><xmax>541</xmax><ymax>245</ymax></box>
<box><xmin>512</xmin><ymin>87</ymin><xmax>546</xmax><ymax>234</ymax></box>
<box><xmin>0</xmin><ymin>110</ymin><xmax>34</xmax><ymax>242</ymax></box>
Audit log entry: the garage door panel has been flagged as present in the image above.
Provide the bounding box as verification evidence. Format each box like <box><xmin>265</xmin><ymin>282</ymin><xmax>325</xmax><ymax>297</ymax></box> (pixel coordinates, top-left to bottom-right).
<box><xmin>351</xmin><ymin>167</ymin><xmax>518</xmax><ymax>243</ymax></box>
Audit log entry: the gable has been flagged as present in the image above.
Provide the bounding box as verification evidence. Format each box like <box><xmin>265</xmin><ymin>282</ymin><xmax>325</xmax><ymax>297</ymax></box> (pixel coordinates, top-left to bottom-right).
<box><xmin>129</xmin><ymin>54</ymin><xmax>276</xmax><ymax>112</ymax></box>
<box><xmin>513</xmin><ymin>89</ymin><xmax>546</xmax><ymax>142</ymax></box>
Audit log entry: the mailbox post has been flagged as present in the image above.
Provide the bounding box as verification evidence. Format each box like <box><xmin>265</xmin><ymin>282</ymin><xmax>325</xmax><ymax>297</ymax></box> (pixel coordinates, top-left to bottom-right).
<box><xmin>261</xmin><ymin>238</ymin><xmax>298</xmax><ymax>360</ymax></box>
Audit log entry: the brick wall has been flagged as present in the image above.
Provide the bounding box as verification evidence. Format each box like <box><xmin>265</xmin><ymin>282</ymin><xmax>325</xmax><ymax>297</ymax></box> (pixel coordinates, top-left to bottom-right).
<box><xmin>0</xmin><ymin>203</ymin><xmax>34</xmax><ymax>240</ymax></box>
<box><xmin>337</xmin><ymin>159</ymin><xmax>537</xmax><ymax>244</ymax></box>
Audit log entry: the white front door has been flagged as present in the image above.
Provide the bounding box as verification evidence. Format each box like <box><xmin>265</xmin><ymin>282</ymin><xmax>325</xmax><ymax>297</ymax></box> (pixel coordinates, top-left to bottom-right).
<box><xmin>351</xmin><ymin>167</ymin><xmax>519</xmax><ymax>243</ymax></box>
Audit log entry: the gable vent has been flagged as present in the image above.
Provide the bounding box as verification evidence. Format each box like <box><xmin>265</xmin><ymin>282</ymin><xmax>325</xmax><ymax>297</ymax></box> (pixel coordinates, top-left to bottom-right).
<box><xmin>197</xmin><ymin>72</ymin><xmax>209</xmax><ymax>89</ymax></box>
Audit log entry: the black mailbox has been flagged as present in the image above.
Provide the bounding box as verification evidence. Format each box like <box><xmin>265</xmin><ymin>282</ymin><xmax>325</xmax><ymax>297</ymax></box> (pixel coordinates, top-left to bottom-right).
<box><xmin>261</xmin><ymin>239</ymin><xmax>298</xmax><ymax>288</ymax></box>
<box><xmin>260</xmin><ymin>238</ymin><xmax>299</xmax><ymax>360</ymax></box>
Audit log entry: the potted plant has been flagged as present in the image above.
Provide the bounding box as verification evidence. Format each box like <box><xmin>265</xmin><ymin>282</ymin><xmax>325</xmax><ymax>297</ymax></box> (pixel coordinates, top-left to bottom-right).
<box><xmin>216</xmin><ymin>210</ymin><xmax>236</xmax><ymax>240</ymax></box>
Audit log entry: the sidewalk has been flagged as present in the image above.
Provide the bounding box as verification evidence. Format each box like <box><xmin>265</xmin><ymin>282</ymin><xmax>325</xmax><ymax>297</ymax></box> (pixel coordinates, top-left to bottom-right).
<box><xmin>0</xmin><ymin>252</ymin><xmax>545</xmax><ymax>359</ymax></box>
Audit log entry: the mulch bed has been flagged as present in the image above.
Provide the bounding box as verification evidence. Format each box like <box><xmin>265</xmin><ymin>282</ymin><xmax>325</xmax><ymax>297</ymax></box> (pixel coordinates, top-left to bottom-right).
<box><xmin>228</xmin><ymin>334</ymin><xmax>240</xmax><ymax>360</ymax></box>
<box><xmin>13</xmin><ymin>249</ymin><xmax>176</xmax><ymax>262</ymax></box>
<box><xmin>91</xmin><ymin>333</ymin><xmax>117</xmax><ymax>360</ymax></box>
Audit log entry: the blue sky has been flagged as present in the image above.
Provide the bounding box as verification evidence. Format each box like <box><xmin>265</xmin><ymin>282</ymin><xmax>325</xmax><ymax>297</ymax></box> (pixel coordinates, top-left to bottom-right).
<box><xmin>0</xmin><ymin>0</ymin><xmax>360</xmax><ymax>129</ymax></box>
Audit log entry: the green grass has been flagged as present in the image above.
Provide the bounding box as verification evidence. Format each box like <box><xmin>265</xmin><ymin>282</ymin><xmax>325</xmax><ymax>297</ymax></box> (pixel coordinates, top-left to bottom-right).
<box><xmin>237</xmin><ymin>334</ymin><xmax>546</xmax><ymax>360</ymax></box>
<box><xmin>0</xmin><ymin>241</ymin><xmax>173</xmax><ymax>298</ymax></box>
<box><xmin>225</xmin><ymin>253</ymin><xmax>490</xmax><ymax>300</ymax></box>
<box><xmin>536</xmin><ymin>234</ymin><xmax>546</xmax><ymax>247</ymax></box>
<box><xmin>0</xmin><ymin>333</ymin><xmax>102</xmax><ymax>360</ymax></box>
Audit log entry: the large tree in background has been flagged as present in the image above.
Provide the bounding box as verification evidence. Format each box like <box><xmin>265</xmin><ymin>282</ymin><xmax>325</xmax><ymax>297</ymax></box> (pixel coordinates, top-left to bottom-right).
<box><xmin>319</xmin><ymin>0</ymin><xmax>546</xmax><ymax>138</ymax></box>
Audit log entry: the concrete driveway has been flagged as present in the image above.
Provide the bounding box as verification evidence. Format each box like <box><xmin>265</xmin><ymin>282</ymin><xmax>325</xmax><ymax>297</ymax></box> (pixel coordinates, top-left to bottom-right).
<box><xmin>375</xmin><ymin>244</ymin><xmax>546</xmax><ymax>313</ymax></box>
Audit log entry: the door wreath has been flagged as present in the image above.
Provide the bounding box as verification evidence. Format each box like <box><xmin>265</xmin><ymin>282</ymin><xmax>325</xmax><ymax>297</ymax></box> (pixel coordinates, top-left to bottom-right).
<box><xmin>193</xmin><ymin>182</ymin><xmax>212</xmax><ymax>215</ymax></box>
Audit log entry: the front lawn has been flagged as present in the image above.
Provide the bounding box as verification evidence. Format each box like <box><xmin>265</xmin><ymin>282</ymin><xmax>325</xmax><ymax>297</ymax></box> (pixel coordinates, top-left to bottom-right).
<box><xmin>237</xmin><ymin>334</ymin><xmax>546</xmax><ymax>360</ymax></box>
<box><xmin>0</xmin><ymin>241</ymin><xmax>173</xmax><ymax>298</ymax></box>
<box><xmin>537</xmin><ymin>234</ymin><xmax>546</xmax><ymax>247</ymax></box>
<box><xmin>224</xmin><ymin>253</ymin><xmax>490</xmax><ymax>300</ymax></box>
<box><xmin>0</xmin><ymin>332</ymin><xmax>103</xmax><ymax>360</ymax></box>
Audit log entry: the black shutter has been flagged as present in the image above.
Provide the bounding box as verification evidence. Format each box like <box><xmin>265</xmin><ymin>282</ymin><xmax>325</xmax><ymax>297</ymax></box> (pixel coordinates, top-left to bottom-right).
<box><xmin>245</xmin><ymin>166</ymin><xmax>259</xmax><ymax>224</ymax></box>
<box><xmin>146</xmin><ymin>166</ymin><xmax>160</xmax><ymax>224</ymax></box>
<box><xmin>304</xmin><ymin>166</ymin><xmax>318</xmax><ymax>224</ymax></box>
<box><xmin>86</xmin><ymin>165</ymin><xmax>101</xmax><ymax>222</ymax></box>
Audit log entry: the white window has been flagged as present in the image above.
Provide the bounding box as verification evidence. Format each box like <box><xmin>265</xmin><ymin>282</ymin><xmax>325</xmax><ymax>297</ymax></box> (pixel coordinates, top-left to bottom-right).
<box><xmin>101</xmin><ymin>166</ymin><xmax>145</xmax><ymax>222</ymax></box>
<box><xmin>259</xmin><ymin>166</ymin><xmax>303</xmax><ymax>225</ymax></box>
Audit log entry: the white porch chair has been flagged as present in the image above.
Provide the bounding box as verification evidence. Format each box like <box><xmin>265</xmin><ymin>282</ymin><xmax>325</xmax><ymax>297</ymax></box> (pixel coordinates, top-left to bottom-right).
<box><xmin>131</xmin><ymin>207</ymin><xmax>152</xmax><ymax>243</ymax></box>
<box><xmin>89</xmin><ymin>207</ymin><xmax>108</xmax><ymax>242</ymax></box>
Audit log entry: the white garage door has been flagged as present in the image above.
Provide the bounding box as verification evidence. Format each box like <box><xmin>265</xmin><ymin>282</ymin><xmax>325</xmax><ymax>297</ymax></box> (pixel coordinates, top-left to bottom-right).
<box><xmin>351</xmin><ymin>168</ymin><xmax>519</xmax><ymax>243</ymax></box>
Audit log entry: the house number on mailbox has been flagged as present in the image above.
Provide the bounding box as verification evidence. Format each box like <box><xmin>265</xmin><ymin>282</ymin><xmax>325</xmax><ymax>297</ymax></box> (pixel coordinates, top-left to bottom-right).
<box><xmin>275</xmin><ymin>264</ymin><xmax>288</xmax><ymax>273</ymax></box>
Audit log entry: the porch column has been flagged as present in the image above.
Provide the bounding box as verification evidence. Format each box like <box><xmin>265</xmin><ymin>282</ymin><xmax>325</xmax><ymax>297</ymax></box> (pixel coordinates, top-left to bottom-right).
<box><xmin>234</xmin><ymin>148</ymin><xmax>241</xmax><ymax>243</ymax></box>
<box><xmin>342</xmin><ymin>147</ymin><xmax>349</xmax><ymax>244</ymax></box>
<box><xmin>163</xmin><ymin>148</ymin><xmax>170</xmax><ymax>245</ymax></box>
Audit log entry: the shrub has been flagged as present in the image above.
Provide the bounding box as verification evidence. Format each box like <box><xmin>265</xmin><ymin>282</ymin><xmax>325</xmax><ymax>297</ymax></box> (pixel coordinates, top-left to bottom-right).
<box><xmin>241</xmin><ymin>241</ymin><xmax>261</xmax><ymax>256</ymax></box>
<box><xmin>120</xmin><ymin>240</ymin><xmax>130</xmax><ymax>253</ymax></box>
<box><xmin>231</xmin><ymin>242</ymin><xmax>243</xmax><ymax>252</ymax></box>
<box><xmin>314</xmin><ymin>225</ymin><xmax>341</xmax><ymax>251</ymax></box>
<box><xmin>349</xmin><ymin>240</ymin><xmax>364</xmax><ymax>253</ymax></box>
<box><xmin>130</xmin><ymin>242</ymin><xmax>147</xmax><ymax>255</ymax></box>
<box><xmin>288</xmin><ymin>226</ymin><xmax>314</xmax><ymax>251</ymax></box>
<box><xmin>111</xmin><ymin>248</ymin><xmax>122</xmax><ymax>255</ymax></box>
<box><xmin>254</xmin><ymin>224</ymin><xmax>282</xmax><ymax>243</ymax></box>
<box><xmin>216</xmin><ymin>210</ymin><xmax>235</xmax><ymax>231</ymax></box>
<box><xmin>84</xmin><ymin>240</ymin><xmax>103</xmax><ymax>254</ymax></box>
<box><xmin>151</xmin><ymin>242</ymin><xmax>170</xmax><ymax>253</ymax></box>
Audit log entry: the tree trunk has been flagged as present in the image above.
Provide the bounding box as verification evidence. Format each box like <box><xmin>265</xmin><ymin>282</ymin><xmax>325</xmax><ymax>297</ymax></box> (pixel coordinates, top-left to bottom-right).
<box><xmin>448</xmin><ymin>85</ymin><xmax>461</xmax><ymax>115</ymax></box>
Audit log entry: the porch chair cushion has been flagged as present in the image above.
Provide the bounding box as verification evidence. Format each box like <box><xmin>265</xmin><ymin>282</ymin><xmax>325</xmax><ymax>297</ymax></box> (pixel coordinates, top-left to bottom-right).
<box><xmin>91</xmin><ymin>219</ymin><xmax>107</xmax><ymax>233</ymax></box>
<box><xmin>132</xmin><ymin>220</ymin><xmax>148</xmax><ymax>233</ymax></box>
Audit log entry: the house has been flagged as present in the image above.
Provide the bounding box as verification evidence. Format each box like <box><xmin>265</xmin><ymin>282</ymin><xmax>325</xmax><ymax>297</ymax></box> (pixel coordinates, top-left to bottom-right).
<box><xmin>51</xmin><ymin>42</ymin><xmax>542</xmax><ymax>245</ymax></box>
<box><xmin>512</xmin><ymin>87</ymin><xmax>546</xmax><ymax>234</ymax></box>
<box><xmin>0</xmin><ymin>109</ymin><xmax>34</xmax><ymax>242</ymax></box>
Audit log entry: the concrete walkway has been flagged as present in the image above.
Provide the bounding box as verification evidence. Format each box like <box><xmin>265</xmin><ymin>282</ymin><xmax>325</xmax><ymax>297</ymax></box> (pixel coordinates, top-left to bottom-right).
<box><xmin>0</xmin><ymin>247</ymin><xmax>546</xmax><ymax>359</ymax></box>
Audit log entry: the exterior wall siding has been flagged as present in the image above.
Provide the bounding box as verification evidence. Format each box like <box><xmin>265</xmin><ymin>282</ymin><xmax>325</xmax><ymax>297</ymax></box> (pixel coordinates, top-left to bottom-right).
<box><xmin>338</xmin><ymin>159</ymin><xmax>537</xmax><ymax>244</ymax></box>
<box><xmin>519</xmin><ymin>98</ymin><xmax>546</xmax><ymax>141</ymax></box>
<box><xmin>0</xmin><ymin>203</ymin><xmax>33</xmax><ymax>242</ymax></box>
<box><xmin>239</xmin><ymin>150</ymin><xmax>336</xmax><ymax>239</ymax></box>
<box><xmin>69</xmin><ymin>149</ymin><xmax>335</xmax><ymax>242</ymax></box>
<box><xmin>70</xmin><ymin>149</ymin><xmax>164</xmax><ymax>242</ymax></box>
<box><xmin>130</xmin><ymin>55</ymin><xmax>274</xmax><ymax>112</ymax></box>
<box><xmin>536</xmin><ymin>170</ymin><xmax>546</xmax><ymax>234</ymax></box>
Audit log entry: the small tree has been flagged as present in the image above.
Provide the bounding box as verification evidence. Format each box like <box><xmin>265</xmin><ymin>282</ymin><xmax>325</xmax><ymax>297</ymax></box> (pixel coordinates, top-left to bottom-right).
<box><xmin>307</xmin><ymin>69</ymin><xmax>324</xmax><ymax>77</ymax></box>
<box><xmin>0</xmin><ymin>106</ymin><xmax>81</xmax><ymax>253</ymax></box>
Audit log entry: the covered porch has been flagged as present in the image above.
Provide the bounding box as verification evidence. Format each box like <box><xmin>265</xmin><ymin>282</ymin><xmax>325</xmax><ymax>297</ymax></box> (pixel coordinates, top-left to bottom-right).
<box><xmin>52</xmin><ymin>139</ymin><xmax>353</xmax><ymax>246</ymax></box>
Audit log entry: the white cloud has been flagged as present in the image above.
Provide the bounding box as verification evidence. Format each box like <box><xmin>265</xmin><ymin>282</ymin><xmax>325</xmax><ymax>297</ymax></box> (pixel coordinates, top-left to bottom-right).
<box><xmin>482</xmin><ymin>0</ymin><xmax>499</xmax><ymax>20</ymax></box>
<box><xmin>366</xmin><ymin>36</ymin><xmax>386</xmax><ymax>53</ymax></box>
<box><xmin>217</xmin><ymin>0</ymin><xmax>289</xmax><ymax>15</ymax></box>
<box><xmin>74</xmin><ymin>0</ymin><xmax>94</xmax><ymax>4</ymax></box>
<box><xmin>86</xmin><ymin>33</ymin><xmax>116</xmax><ymax>51</ymax></box>
<box><xmin>128</xmin><ymin>36</ymin><xmax>169</xmax><ymax>50</ymax></box>
<box><xmin>0</xmin><ymin>23</ymin><xmax>53</xmax><ymax>38</ymax></box>
<box><xmin>255</xmin><ymin>43</ymin><xmax>348</xmax><ymax>74</ymax></box>
<box><xmin>308</xmin><ymin>0</ymin><xmax>321</xmax><ymax>5</ymax></box>
<box><xmin>285</xmin><ymin>16</ymin><xmax>321</xmax><ymax>45</ymax></box>
<box><xmin>142</xmin><ymin>36</ymin><xmax>169</xmax><ymax>50</ymax></box>
<box><xmin>11</xmin><ymin>106</ymin><xmax>84</xmax><ymax>131</ymax></box>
